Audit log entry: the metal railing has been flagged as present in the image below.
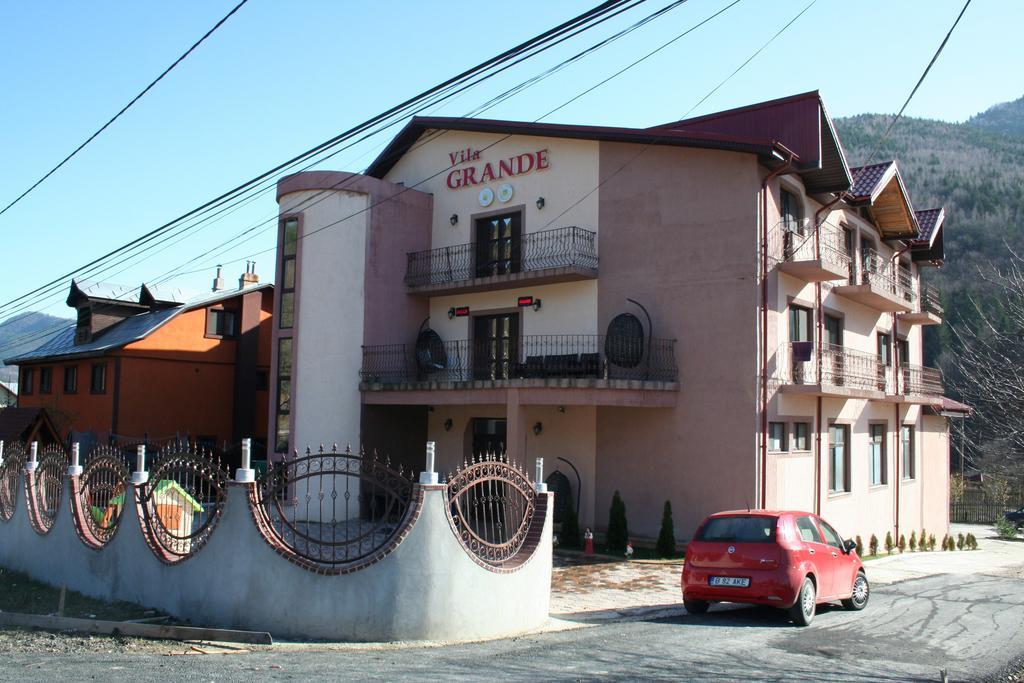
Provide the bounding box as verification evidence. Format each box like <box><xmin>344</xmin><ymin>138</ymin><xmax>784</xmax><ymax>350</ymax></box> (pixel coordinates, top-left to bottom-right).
<box><xmin>899</xmin><ymin>363</ymin><xmax>944</xmax><ymax>396</ymax></box>
<box><xmin>27</xmin><ymin>446</ymin><xmax>67</xmax><ymax>535</ymax></box>
<box><xmin>404</xmin><ymin>226</ymin><xmax>598</xmax><ymax>287</ymax></box>
<box><xmin>859</xmin><ymin>250</ymin><xmax>917</xmax><ymax>304</ymax></box>
<box><xmin>920</xmin><ymin>283</ymin><xmax>943</xmax><ymax>316</ymax></box>
<box><xmin>777</xmin><ymin>341</ymin><xmax>888</xmax><ymax>393</ymax></box>
<box><xmin>361</xmin><ymin>334</ymin><xmax>678</xmax><ymax>384</ymax></box>
<box><xmin>766</xmin><ymin>219</ymin><xmax>852</xmax><ymax>274</ymax></box>
<box><xmin>0</xmin><ymin>442</ymin><xmax>26</xmax><ymax>522</ymax></box>
<box><xmin>72</xmin><ymin>446</ymin><xmax>130</xmax><ymax>548</ymax></box>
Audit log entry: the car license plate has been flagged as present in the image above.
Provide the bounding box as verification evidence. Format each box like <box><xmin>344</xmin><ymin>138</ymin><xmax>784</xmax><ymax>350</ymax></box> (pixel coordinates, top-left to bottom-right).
<box><xmin>709</xmin><ymin>576</ymin><xmax>750</xmax><ymax>587</ymax></box>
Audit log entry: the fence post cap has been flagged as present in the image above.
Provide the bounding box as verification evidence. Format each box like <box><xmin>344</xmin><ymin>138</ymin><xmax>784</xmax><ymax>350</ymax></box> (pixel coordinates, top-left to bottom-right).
<box><xmin>235</xmin><ymin>468</ymin><xmax>256</xmax><ymax>484</ymax></box>
<box><xmin>419</xmin><ymin>471</ymin><xmax>439</xmax><ymax>485</ymax></box>
<box><xmin>130</xmin><ymin>471</ymin><xmax>149</xmax><ymax>485</ymax></box>
<box><xmin>67</xmin><ymin>465</ymin><xmax>83</xmax><ymax>476</ymax></box>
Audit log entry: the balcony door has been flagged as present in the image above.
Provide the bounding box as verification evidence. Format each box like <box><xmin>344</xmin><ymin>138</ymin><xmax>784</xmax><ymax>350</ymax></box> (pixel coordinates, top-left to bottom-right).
<box><xmin>473</xmin><ymin>313</ymin><xmax>519</xmax><ymax>380</ymax></box>
<box><xmin>475</xmin><ymin>212</ymin><xmax>521</xmax><ymax>278</ymax></box>
<box><xmin>471</xmin><ymin>418</ymin><xmax>507</xmax><ymax>458</ymax></box>
<box><xmin>824</xmin><ymin>314</ymin><xmax>843</xmax><ymax>385</ymax></box>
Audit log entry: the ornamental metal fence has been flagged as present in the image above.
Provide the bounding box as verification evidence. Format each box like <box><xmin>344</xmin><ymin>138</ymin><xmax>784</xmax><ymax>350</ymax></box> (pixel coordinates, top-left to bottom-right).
<box><xmin>137</xmin><ymin>445</ymin><xmax>231</xmax><ymax>563</ymax></box>
<box><xmin>446</xmin><ymin>454</ymin><xmax>539</xmax><ymax>568</ymax></box>
<box><xmin>72</xmin><ymin>446</ymin><xmax>131</xmax><ymax>548</ymax></box>
<box><xmin>27</xmin><ymin>445</ymin><xmax>68</xmax><ymax>535</ymax></box>
<box><xmin>252</xmin><ymin>445</ymin><xmax>417</xmax><ymax>571</ymax></box>
<box><xmin>404</xmin><ymin>226</ymin><xmax>598</xmax><ymax>287</ymax></box>
<box><xmin>0</xmin><ymin>442</ymin><xmax>27</xmax><ymax>522</ymax></box>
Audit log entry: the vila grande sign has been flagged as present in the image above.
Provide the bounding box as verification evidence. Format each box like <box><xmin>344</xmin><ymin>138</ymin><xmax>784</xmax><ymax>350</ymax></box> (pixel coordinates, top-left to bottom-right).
<box><xmin>446</xmin><ymin>148</ymin><xmax>550</xmax><ymax>190</ymax></box>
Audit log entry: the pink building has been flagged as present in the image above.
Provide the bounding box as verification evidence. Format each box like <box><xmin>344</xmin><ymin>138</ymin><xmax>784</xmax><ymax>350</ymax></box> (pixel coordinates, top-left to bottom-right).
<box><xmin>268</xmin><ymin>91</ymin><xmax>964</xmax><ymax>544</ymax></box>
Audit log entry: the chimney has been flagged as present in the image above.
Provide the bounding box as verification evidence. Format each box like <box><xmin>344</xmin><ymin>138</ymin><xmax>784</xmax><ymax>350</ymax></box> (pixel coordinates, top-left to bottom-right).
<box><xmin>212</xmin><ymin>265</ymin><xmax>225</xmax><ymax>293</ymax></box>
<box><xmin>239</xmin><ymin>261</ymin><xmax>260</xmax><ymax>290</ymax></box>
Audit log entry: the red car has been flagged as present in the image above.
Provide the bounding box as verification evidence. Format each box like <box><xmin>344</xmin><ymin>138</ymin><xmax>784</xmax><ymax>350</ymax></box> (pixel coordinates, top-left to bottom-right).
<box><xmin>681</xmin><ymin>510</ymin><xmax>868</xmax><ymax>626</ymax></box>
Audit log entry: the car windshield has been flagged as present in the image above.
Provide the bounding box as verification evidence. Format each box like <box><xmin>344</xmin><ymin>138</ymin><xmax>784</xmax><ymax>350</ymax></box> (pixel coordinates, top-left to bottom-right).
<box><xmin>697</xmin><ymin>516</ymin><xmax>778</xmax><ymax>543</ymax></box>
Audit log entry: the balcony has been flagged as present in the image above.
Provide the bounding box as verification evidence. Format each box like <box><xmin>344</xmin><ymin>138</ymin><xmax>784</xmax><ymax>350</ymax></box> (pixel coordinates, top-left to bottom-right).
<box><xmin>775</xmin><ymin>341</ymin><xmax>888</xmax><ymax>399</ymax></box>
<box><xmin>360</xmin><ymin>334</ymin><xmax>677</xmax><ymax>392</ymax></box>
<box><xmin>769</xmin><ymin>220</ymin><xmax>851</xmax><ymax>283</ymax></box>
<box><xmin>832</xmin><ymin>250</ymin><xmax>917</xmax><ymax>313</ymax></box>
<box><xmin>900</xmin><ymin>283</ymin><xmax>943</xmax><ymax>326</ymax></box>
<box><xmin>885</xmin><ymin>363</ymin><xmax>944</xmax><ymax>404</ymax></box>
<box><xmin>404</xmin><ymin>226</ymin><xmax>598</xmax><ymax>296</ymax></box>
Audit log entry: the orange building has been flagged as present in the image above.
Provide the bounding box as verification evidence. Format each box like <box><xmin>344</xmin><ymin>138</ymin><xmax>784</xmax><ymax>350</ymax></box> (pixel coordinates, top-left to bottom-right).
<box><xmin>5</xmin><ymin>270</ymin><xmax>273</xmax><ymax>461</ymax></box>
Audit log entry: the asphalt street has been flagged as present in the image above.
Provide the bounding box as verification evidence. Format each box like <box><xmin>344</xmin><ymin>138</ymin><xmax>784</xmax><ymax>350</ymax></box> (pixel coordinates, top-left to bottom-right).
<box><xmin>4</xmin><ymin>571</ymin><xmax>1022</xmax><ymax>682</ymax></box>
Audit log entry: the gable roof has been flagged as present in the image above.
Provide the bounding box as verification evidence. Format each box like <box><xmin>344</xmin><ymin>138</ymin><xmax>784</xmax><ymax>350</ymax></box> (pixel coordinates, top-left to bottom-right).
<box><xmin>847</xmin><ymin>161</ymin><xmax>920</xmax><ymax>240</ymax></box>
<box><xmin>5</xmin><ymin>283</ymin><xmax>273</xmax><ymax>365</ymax></box>
<box><xmin>0</xmin><ymin>407</ymin><xmax>61</xmax><ymax>446</ymax></box>
<box><xmin>652</xmin><ymin>91</ymin><xmax>852</xmax><ymax>195</ymax></box>
<box><xmin>140</xmin><ymin>283</ymin><xmax>199</xmax><ymax>307</ymax></box>
<box><xmin>66</xmin><ymin>280</ymin><xmax>145</xmax><ymax>308</ymax></box>
<box><xmin>910</xmin><ymin>207</ymin><xmax>945</xmax><ymax>265</ymax></box>
<box><xmin>366</xmin><ymin>91</ymin><xmax>852</xmax><ymax>194</ymax></box>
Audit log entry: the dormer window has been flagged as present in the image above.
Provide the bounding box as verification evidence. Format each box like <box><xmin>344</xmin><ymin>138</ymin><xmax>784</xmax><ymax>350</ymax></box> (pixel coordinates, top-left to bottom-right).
<box><xmin>75</xmin><ymin>306</ymin><xmax>92</xmax><ymax>344</ymax></box>
<box><xmin>206</xmin><ymin>308</ymin><xmax>237</xmax><ymax>338</ymax></box>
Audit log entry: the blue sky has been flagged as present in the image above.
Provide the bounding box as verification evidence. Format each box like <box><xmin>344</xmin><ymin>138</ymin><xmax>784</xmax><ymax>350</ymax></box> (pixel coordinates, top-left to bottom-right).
<box><xmin>0</xmin><ymin>0</ymin><xmax>1019</xmax><ymax>323</ymax></box>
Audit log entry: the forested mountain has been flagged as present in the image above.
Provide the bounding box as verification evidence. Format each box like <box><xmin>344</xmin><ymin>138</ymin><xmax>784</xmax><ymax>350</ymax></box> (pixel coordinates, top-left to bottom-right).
<box><xmin>836</xmin><ymin>99</ymin><xmax>1024</xmax><ymax>362</ymax></box>
<box><xmin>0</xmin><ymin>312</ymin><xmax>70</xmax><ymax>384</ymax></box>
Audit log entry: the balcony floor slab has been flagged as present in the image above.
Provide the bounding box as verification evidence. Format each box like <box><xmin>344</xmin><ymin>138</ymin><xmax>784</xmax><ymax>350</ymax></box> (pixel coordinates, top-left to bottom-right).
<box><xmin>778</xmin><ymin>383</ymin><xmax>886</xmax><ymax>400</ymax></box>
<box><xmin>899</xmin><ymin>311</ymin><xmax>942</xmax><ymax>326</ymax></box>
<box><xmin>776</xmin><ymin>259</ymin><xmax>850</xmax><ymax>283</ymax></box>
<box><xmin>360</xmin><ymin>378</ymin><xmax>679</xmax><ymax>407</ymax></box>
<box><xmin>831</xmin><ymin>284</ymin><xmax>914</xmax><ymax>313</ymax></box>
<box><xmin>406</xmin><ymin>265</ymin><xmax>598</xmax><ymax>297</ymax></box>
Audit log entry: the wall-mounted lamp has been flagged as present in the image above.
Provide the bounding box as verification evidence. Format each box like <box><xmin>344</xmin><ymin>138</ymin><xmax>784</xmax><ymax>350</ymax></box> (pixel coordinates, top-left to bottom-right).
<box><xmin>517</xmin><ymin>295</ymin><xmax>542</xmax><ymax>312</ymax></box>
<box><xmin>557</xmin><ymin>405</ymin><xmax>566</xmax><ymax>414</ymax></box>
<box><xmin>448</xmin><ymin>307</ymin><xmax>456</xmax><ymax>320</ymax></box>
<box><xmin>532</xmin><ymin>421</ymin><xmax>543</xmax><ymax>436</ymax></box>
<box><xmin>450</xmin><ymin>213</ymin><xmax>459</xmax><ymax>226</ymax></box>
<box><xmin>444</xmin><ymin>418</ymin><xmax>453</xmax><ymax>431</ymax></box>
<box><xmin>536</xmin><ymin>197</ymin><xmax>545</xmax><ymax>210</ymax></box>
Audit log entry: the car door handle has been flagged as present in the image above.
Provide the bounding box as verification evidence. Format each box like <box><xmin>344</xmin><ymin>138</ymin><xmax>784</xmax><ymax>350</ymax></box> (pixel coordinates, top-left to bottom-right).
<box><xmin>808</xmin><ymin>548</ymin><xmax>815</xmax><ymax>555</ymax></box>
<box><xmin>831</xmin><ymin>552</ymin><xmax>838</xmax><ymax>558</ymax></box>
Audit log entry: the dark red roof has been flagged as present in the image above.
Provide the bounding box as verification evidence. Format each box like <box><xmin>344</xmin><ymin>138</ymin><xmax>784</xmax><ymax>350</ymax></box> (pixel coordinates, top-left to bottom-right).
<box><xmin>848</xmin><ymin>161</ymin><xmax>894</xmax><ymax>199</ymax></box>
<box><xmin>0</xmin><ymin>407</ymin><xmax>60</xmax><ymax>445</ymax></box>
<box><xmin>366</xmin><ymin>91</ymin><xmax>853</xmax><ymax>194</ymax></box>
<box><xmin>912</xmin><ymin>208</ymin><xmax>944</xmax><ymax>247</ymax></box>
<box><xmin>933</xmin><ymin>396</ymin><xmax>972</xmax><ymax>416</ymax></box>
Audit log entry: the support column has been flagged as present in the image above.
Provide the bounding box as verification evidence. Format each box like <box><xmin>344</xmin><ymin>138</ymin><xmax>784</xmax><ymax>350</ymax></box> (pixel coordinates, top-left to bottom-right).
<box><xmin>505</xmin><ymin>388</ymin><xmax>527</xmax><ymax>466</ymax></box>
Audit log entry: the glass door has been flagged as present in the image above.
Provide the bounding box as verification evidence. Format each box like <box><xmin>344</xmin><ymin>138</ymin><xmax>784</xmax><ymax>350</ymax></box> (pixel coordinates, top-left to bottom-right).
<box><xmin>472</xmin><ymin>313</ymin><xmax>519</xmax><ymax>380</ymax></box>
<box><xmin>475</xmin><ymin>212</ymin><xmax>522</xmax><ymax>278</ymax></box>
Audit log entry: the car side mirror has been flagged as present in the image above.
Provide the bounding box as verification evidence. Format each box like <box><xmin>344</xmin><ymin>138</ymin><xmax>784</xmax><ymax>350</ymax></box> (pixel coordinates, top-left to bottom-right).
<box><xmin>843</xmin><ymin>539</ymin><xmax>857</xmax><ymax>554</ymax></box>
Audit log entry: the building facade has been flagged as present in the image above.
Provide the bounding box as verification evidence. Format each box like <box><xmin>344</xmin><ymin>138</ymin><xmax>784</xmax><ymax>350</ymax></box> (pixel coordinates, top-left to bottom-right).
<box><xmin>7</xmin><ymin>270</ymin><xmax>273</xmax><ymax>461</ymax></box>
<box><xmin>271</xmin><ymin>91</ymin><xmax>959</xmax><ymax>543</ymax></box>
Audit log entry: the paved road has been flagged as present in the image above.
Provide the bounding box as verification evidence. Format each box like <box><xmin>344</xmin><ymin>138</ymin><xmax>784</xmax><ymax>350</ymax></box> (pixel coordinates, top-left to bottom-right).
<box><xmin>4</xmin><ymin>571</ymin><xmax>1023</xmax><ymax>682</ymax></box>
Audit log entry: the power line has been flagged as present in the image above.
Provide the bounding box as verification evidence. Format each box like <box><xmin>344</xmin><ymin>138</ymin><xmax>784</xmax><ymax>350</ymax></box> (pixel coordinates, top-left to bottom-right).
<box><xmin>0</xmin><ymin>0</ymin><xmax>251</xmax><ymax>219</ymax></box>
<box><xmin>0</xmin><ymin>0</ymin><xmax>638</xmax><ymax>319</ymax></box>
<box><xmin>855</xmin><ymin>0</ymin><xmax>972</xmax><ymax>172</ymax></box>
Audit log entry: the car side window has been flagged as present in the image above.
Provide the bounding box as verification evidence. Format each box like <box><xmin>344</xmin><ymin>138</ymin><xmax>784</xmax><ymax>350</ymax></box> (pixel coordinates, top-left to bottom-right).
<box><xmin>817</xmin><ymin>519</ymin><xmax>844</xmax><ymax>549</ymax></box>
<box><xmin>795</xmin><ymin>516</ymin><xmax>823</xmax><ymax>544</ymax></box>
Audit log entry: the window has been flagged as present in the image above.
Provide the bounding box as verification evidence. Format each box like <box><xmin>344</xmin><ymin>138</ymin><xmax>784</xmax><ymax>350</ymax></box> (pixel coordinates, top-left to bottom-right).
<box><xmin>896</xmin><ymin>338</ymin><xmax>910</xmax><ymax>365</ymax></box>
<box><xmin>818</xmin><ymin>519</ymin><xmax>844</xmax><ymax>550</ymax></box>
<box><xmin>275</xmin><ymin>338</ymin><xmax>293</xmax><ymax>451</ymax></box>
<box><xmin>877</xmin><ymin>333</ymin><xmax>892</xmax><ymax>366</ymax></box>
<box><xmin>63</xmin><ymin>366</ymin><xmax>78</xmax><ymax>394</ymax></box>
<box><xmin>19</xmin><ymin>368</ymin><xmax>34</xmax><ymax>395</ymax></box>
<box><xmin>795</xmin><ymin>516</ymin><xmax>823</xmax><ymax>544</ymax></box>
<box><xmin>793</xmin><ymin>422</ymin><xmax>810</xmax><ymax>451</ymax></box>
<box><xmin>279</xmin><ymin>217</ymin><xmax>298</xmax><ymax>329</ymax></box>
<box><xmin>697</xmin><ymin>516</ymin><xmax>777</xmax><ymax>543</ymax></box>
<box><xmin>90</xmin><ymin>363</ymin><xmax>107</xmax><ymax>394</ymax></box>
<box><xmin>39</xmin><ymin>367</ymin><xmax>52</xmax><ymax>394</ymax></box>
<box><xmin>828</xmin><ymin>424</ymin><xmax>850</xmax><ymax>492</ymax></box>
<box><xmin>472</xmin><ymin>313</ymin><xmax>519</xmax><ymax>380</ymax></box>
<box><xmin>824</xmin><ymin>314</ymin><xmax>842</xmax><ymax>347</ymax></box>
<box><xmin>206</xmin><ymin>308</ymin><xmax>237</xmax><ymax>338</ymax></box>
<box><xmin>475</xmin><ymin>212</ymin><xmax>522</xmax><ymax>278</ymax></box>
<box><xmin>870</xmin><ymin>423</ymin><xmax>887</xmax><ymax>486</ymax></box>
<box><xmin>789</xmin><ymin>305</ymin><xmax>812</xmax><ymax>342</ymax></box>
<box><xmin>902</xmin><ymin>425</ymin><xmax>915</xmax><ymax>479</ymax></box>
<box><xmin>768</xmin><ymin>422</ymin><xmax>786</xmax><ymax>451</ymax></box>
<box><xmin>780</xmin><ymin>189</ymin><xmax>803</xmax><ymax>232</ymax></box>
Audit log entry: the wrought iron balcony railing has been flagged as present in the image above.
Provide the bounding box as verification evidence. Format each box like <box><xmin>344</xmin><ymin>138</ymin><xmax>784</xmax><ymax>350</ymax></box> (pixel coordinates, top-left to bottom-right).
<box><xmin>766</xmin><ymin>219</ymin><xmax>853</xmax><ymax>273</ymax></box>
<box><xmin>898</xmin><ymin>363</ymin><xmax>944</xmax><ymax>396</ymax></box>
<box><xmin>920</xmin><ymin>283</ymin><xmax>943</xmax><ymax>316</ymax></box>
<box><xmin>859</xmin><ymin>250</ymin><xmax>917</xmax><ymax>304</ymax></box>
<box><xmin>777</xmin><ymin>341</ymin><xmax>888</xmax><ymax>393</ymax></box>
<box><xmin>361</xmin><ymin>334</ymin><xmax>677</xmax><ymax>385</ymax></box>
<box><xmin>404</xmin><ymin>226</ymin><xmax>598</xmax><ymax>287</ymax></box>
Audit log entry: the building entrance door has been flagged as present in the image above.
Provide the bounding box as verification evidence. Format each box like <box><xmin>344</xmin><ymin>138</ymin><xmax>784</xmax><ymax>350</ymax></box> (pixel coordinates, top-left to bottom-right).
<box><xmin>473</xmin><ymin>313</ymin><xmax>518</xmax><ymax>380</ymax></box>
<box><xmin>471</xmin><ymin>418</ymin><xmax>507</xmax><ymax>457</ymax></box>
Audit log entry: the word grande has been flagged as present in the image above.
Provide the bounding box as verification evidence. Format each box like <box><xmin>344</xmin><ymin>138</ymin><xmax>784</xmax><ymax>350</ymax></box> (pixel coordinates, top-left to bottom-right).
<box><xmin>446</xmin><ymin>149</ymin><xmax>550</xmax><ymax>190</ymax></box>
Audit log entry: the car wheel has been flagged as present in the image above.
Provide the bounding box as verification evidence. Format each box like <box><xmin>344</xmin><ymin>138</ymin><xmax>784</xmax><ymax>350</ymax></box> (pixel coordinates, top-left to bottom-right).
<box><xmin>788</xmin><ymin>577</ymin><xmax>816</xmax><ymax>626</ymax></box>
<box><xmin>684</xmin><ymin>599</ymin><xmax>709</xmax><ymax>615</ymax></box>
<box><xmin>842</xmin><ymin>571</ymin><xmax>869</xmax><ymax>611</ymax></box>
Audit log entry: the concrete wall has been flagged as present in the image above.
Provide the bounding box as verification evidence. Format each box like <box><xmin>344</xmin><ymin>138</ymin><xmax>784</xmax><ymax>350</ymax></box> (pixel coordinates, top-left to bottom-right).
<box><xmin>594</xmin><ymin>142</ymin><xmax>761</xmax><ymax>540</ymax></box>
<box><xmin>0</xmin><ymin>475</ymin><xmax>552</xmax><ymax>642</ymax></box>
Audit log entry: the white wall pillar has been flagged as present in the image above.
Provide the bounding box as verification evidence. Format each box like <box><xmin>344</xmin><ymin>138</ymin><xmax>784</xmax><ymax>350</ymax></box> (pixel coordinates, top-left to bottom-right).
<box><xmin>131</xmin><ymin>444</ymin><xmax>148</xmax><ymax>485</ymax></box>
<box><xmin>235</xmin><ymin>438</ymin><xmax>256</xmax><ymax>483</ymax></box>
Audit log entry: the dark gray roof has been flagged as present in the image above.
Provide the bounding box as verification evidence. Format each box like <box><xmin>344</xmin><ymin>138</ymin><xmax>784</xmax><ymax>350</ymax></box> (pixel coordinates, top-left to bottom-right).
<box><xmin>5</xmin><ymin>284</ymin><xmax>272</xmax><ymax>364</ymax></box>
<box><xmin>912</xmin><ymin>208</ymin><xmax>944</xmax><ymax>246</ymax></box>
<box><xmin>848</xmin><ymin>161</ymin><xmax>894</xmax><ymax>198</ymax></box>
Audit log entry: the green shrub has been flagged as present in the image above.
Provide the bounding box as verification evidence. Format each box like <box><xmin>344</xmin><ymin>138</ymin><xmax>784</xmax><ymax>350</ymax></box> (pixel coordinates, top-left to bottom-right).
<box><xmin>909</xmin><ymin>531</ymin><xmax>917</xmax><ymax>552</ymax></box>
<box><xmin>655</xmin><ymin>500</ymin><xmax>677</xmax><ymax>558</ymax></box>
<box><xmin>965</xmin><ymin>532</ymin><xmax>978</xmax><ymax>550</ymax></box>
<box><xmin>941</xmin><ymin>534</ymin><xmax>950</xmax><ymax>550</ymax></box>
<box><xmin>559</xmin><ymin>488</ymin><xmax>581</xmax><ymax>549</ymax></box>
<box><xmin>606</xmin><ymin>490</ymin><xmax>629</xmax><ymax>554</ymax></box>
<box><xmin>956</xmin><ymin>533</ymin><xmax>965</xmax><ymax>550</ymax></box>
<box><xmin>885</xmin><ymin>532</ymin><xmax>894</xmax><ymax>555</ymax></box>
<box><xmin>920</xmin><ymin>528</ymin><xmax>928</xmax><ymax>551</ymax></box>
<box><xmin>869</xmin><ymin>534</ymin><xmax>879</xmax><ymax>556</ymax></box>
<box><xmin>855</xmin><ymin>535</ymin><xmax>864</xmax><ymax>557</ymax></box>
<box><xmin>928</xmin><ymin>533</ymin><xmax>937</xmax><ymax>551</ymax></box>
<box><xmin>898</xmin><ymin>533</ymin><xmax>907</xmax><ymax>553</ymax></box>
<box><xmin>995</xmin><ymin>517</ymin><xmax>1020</xmax><ymax>540</ymax></box>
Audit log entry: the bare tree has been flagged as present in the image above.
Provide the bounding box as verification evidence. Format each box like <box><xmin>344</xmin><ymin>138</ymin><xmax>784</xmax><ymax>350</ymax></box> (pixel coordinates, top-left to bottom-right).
<box><xmin>946</xmin><ymin>247</ymin><xmax>1024</xmax><ymax>480</ymax></box>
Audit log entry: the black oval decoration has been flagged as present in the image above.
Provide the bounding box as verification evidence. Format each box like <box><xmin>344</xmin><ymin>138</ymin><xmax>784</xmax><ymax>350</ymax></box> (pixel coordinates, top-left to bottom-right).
<box><xmin>415</xmin><ymin>329</ymin><xmax>447</xmax><ymax>373</ymax></box>
<box><xmin>605</xmin><ymin>313</ymin><xmax>644</xmax><ymax>368</ymax></box>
